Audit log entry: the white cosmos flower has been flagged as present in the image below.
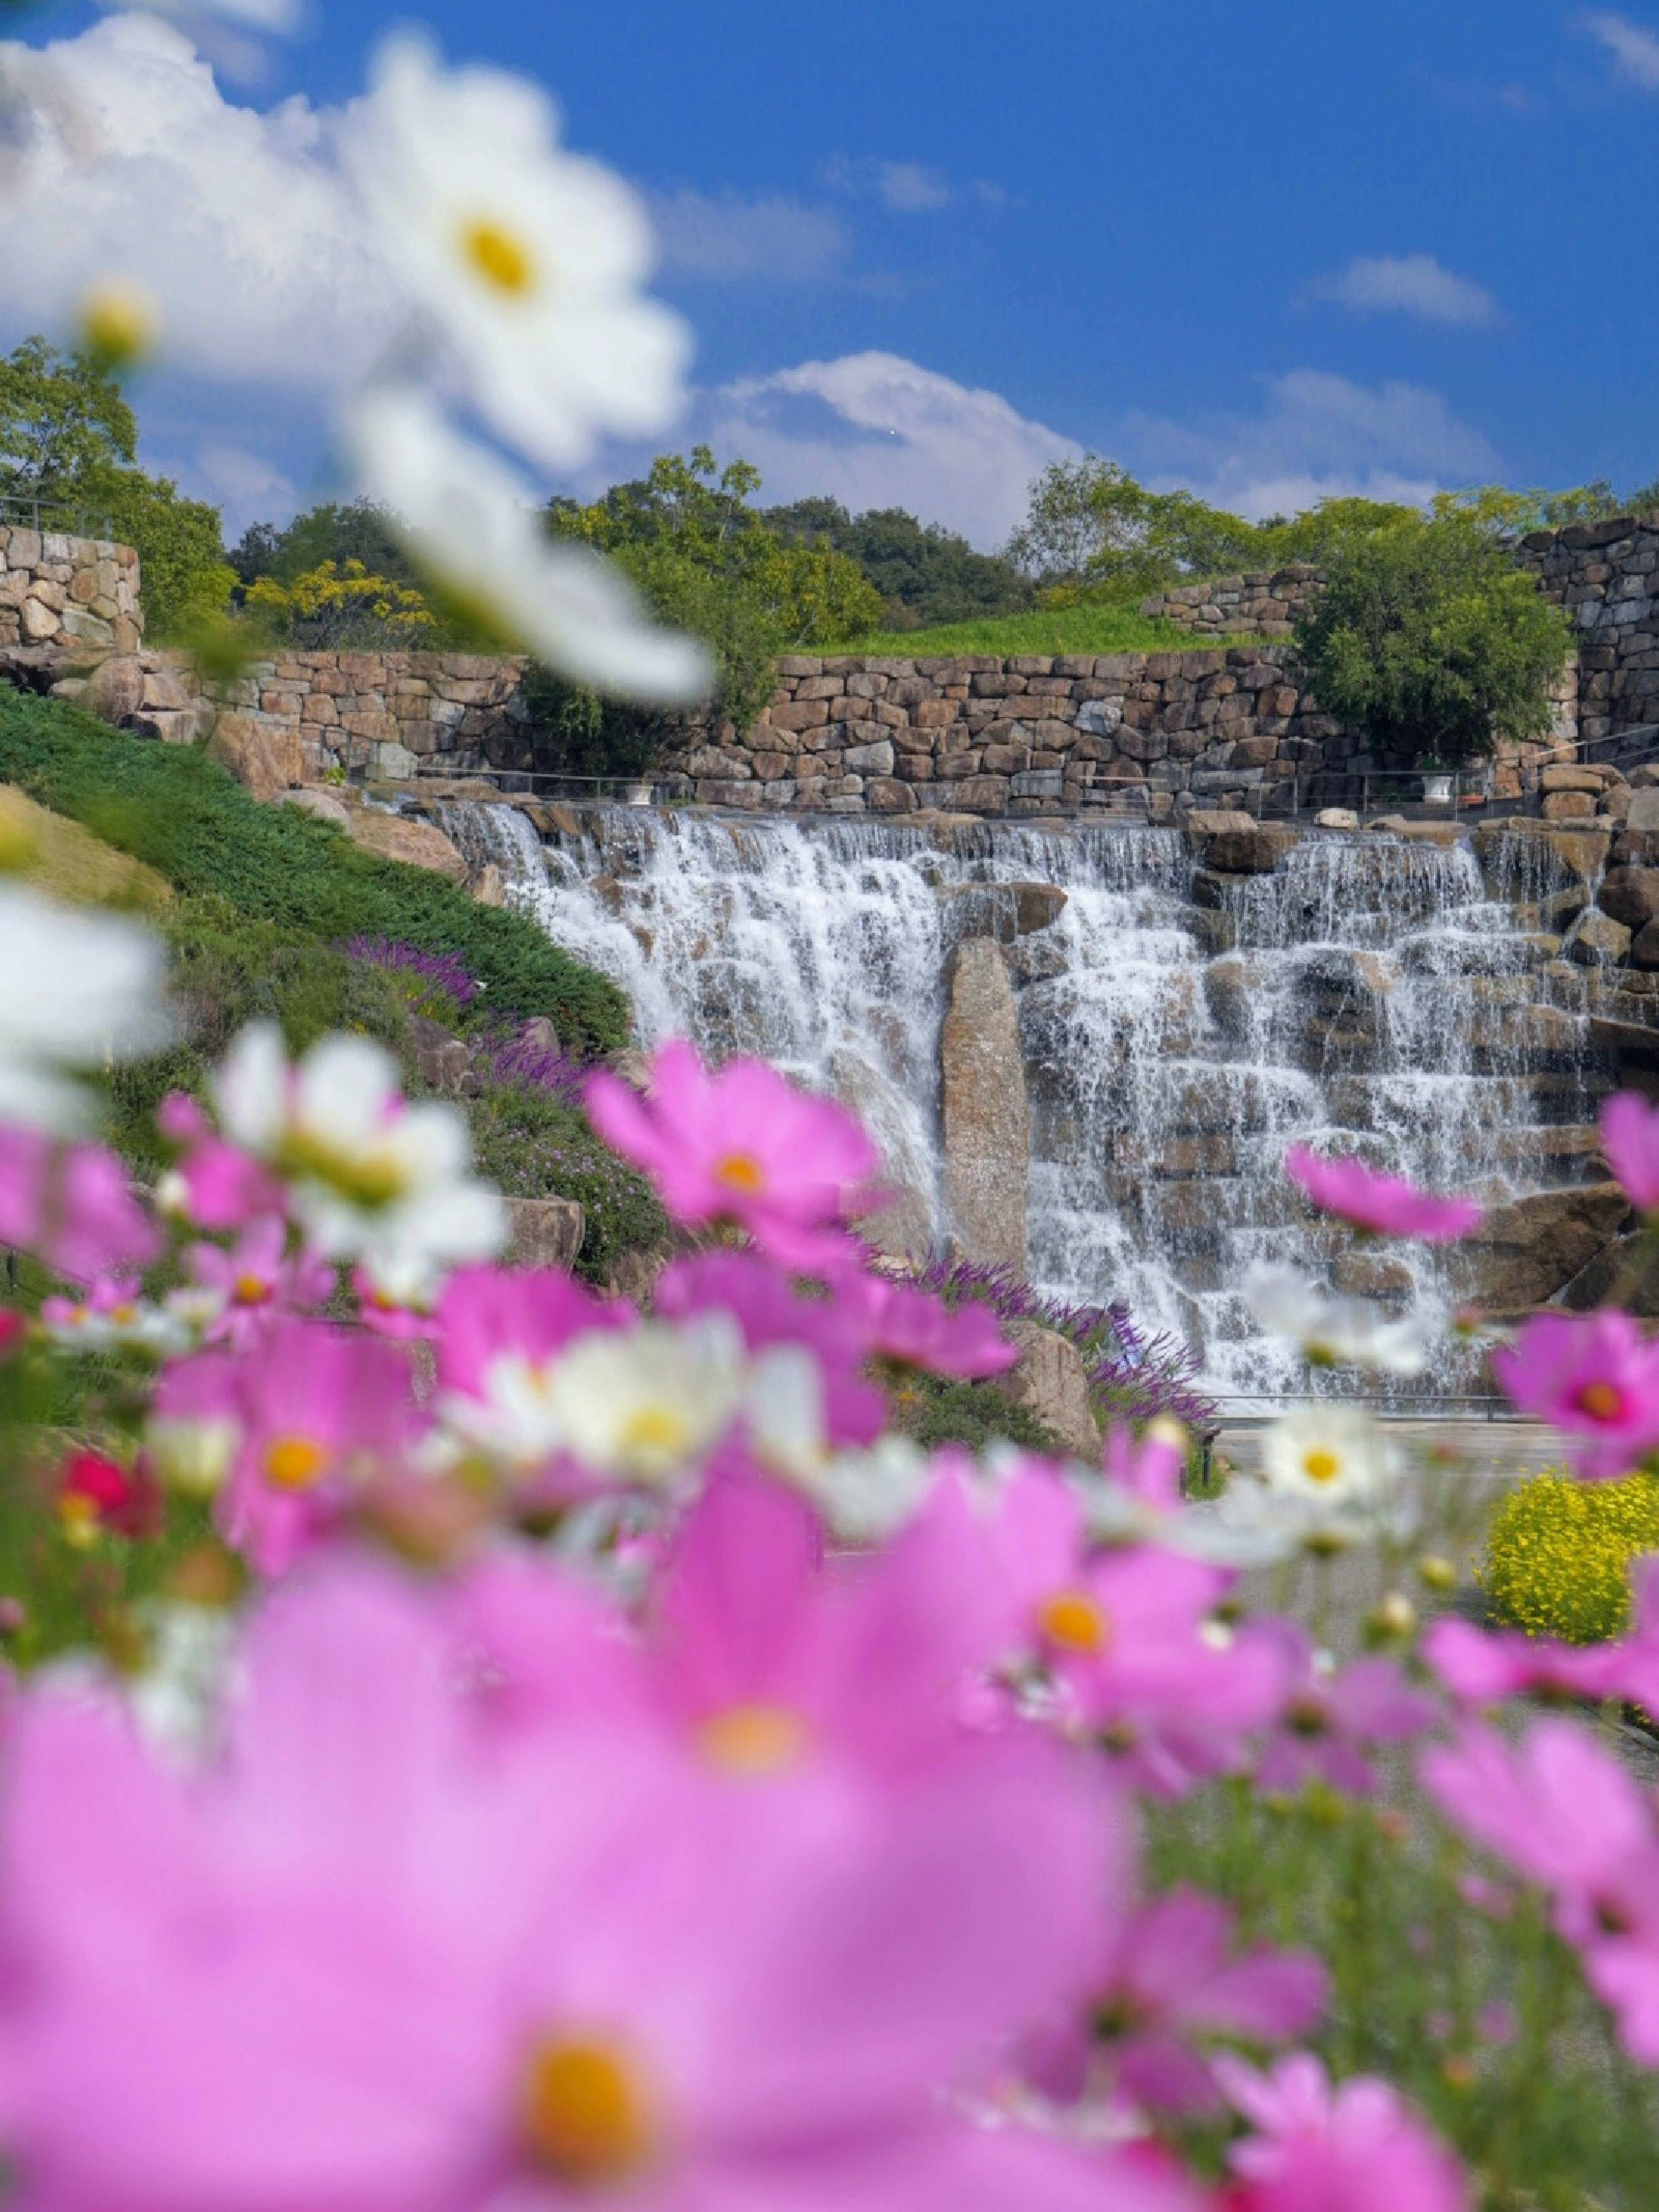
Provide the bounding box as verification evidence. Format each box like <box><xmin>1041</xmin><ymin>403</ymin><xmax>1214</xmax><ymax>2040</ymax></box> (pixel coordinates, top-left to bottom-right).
<box><xmin>345</xmin><ymin>33</ymin><xmax>688</xmax><ymax>472</ymax></box>
<box><xmin>1243</xmin><ymin>1262</ymin><xmax>1428</xmax><ymax>1377</ymax></box>
<box><xmin>145</xmin><ymin>1413</ymin><xmax>241</xmax><ymax>1499</ymax></box>
<box><xmin>346</xmin><ymin>387</ymin><xmax>710</xmax><ymax>705</ymax></box>
<box><xmin>1213</xmin><ymin>1403</ymin><xmax>1411</xmax><ymax>1554</ymax></box>
<box><xmin>0</xmin><ymin>882</ymin><xmax>169</xmax><ymax>1131</ymax></box>
<box><xmin>790</xmin><ymin>1437</ymin><xmax>934</xmax><ymax>1544</ymax></box>
<box><xmin>547</xmin><ymin>1315</ymin><xmax>750</xmax><ymax>1487</ymax></box>
<box><xmin>212</xmin><ymin>1023</ymin><xmax>505</xmax><ymax>1278</ymax></box>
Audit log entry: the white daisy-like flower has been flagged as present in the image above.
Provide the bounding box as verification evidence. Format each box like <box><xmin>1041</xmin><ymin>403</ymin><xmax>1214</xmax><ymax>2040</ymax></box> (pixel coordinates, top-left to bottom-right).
<box><xmin>1207</xmin><ymin>1403</ymin><xmax>1412</xmax><ymax>1555</ymax></box>
<box><xmin>0</xmin><ymin>882</ymin><xmax>169</xmax><ymax>1132</ymax></box>
<box><xmin>212</xmin><ymin>1023</ymin><xmax>506</xmax><ymax>1279</ymax></box>
<box><xmin>41</xmin><ymin>1296</ymin><xmax>188</xmax><ymax>1359</ymax></box>
<box><xmin>1243</xmin><ymin>1261</ymin><xmax>1429</xmax><ymax>1377</ymax></box>
<box><xmin>789</xmin><ymin>1437</ymin><xmax>934</xmax><ymax>1544</ymax></box>
<box><xmin>145</xmin><ymin>1413</ymin><xmax>241</xmax><ymax>1499</ymax></box>
<box><xmin>547</xmin><ymin>1315</ymin><xmax>751</xmax><ymax>1487</ymax></box>
<box><xmin>344</xmin><ymin>33</ymin><xmax>688</xmax><ymax>472</ymax></box>
<box><xmin>346</xmin><ymin>386</ymin><xmax>710</xmax><ymax>705</ymax></box>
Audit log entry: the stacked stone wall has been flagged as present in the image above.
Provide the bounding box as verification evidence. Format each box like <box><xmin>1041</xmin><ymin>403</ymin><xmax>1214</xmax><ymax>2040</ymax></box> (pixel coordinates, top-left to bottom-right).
<box><xmin>1138</xmin><ymin>566</ymin><xmax>1324</xmax><ymax>640</ymax></box>
<box><xmin>0</xmin><ymin>525</ymin><xmax>140</xmax><ymax>656</ymax></box>
<box><xmin>1515</xmin><ymin>516</ymin><xmax>1659</xmax><ymax>745</ymax></box>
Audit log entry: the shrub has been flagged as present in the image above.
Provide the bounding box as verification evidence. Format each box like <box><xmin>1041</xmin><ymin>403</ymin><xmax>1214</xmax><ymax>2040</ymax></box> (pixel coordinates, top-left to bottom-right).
<box><xmin>0</xmin><ymin>689</ymin><xmax>629</xmax><ymax>1055</ymax></box>
<box><xmin>1294</xmin><ymin>510</ymin><xmax>1574</xmax><ymax>768</ymax></box>
<box><xmin>467</xmin><ymin>1080</ymin><xmax>667</xmax><ymax>1286</ymax></box>
<box><xmin>1481</xmin><ymin>1467</ymin><xmax>1659</xmax><ymax>1643</ymax></box>
<box><xmin>887</xmin><ymin>1371</ymin><xmax>1062</xmax><ymax>1456</ymax></box>
<box><xmin>243</xmin><ymin>560</ymin><xmax>437</xmax><ymax>650</ymax></box>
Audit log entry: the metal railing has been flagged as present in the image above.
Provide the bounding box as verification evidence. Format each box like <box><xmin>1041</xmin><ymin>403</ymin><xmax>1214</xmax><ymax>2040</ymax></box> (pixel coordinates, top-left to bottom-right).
<box><xmin>1208</xmin><ymin>1391</ymin><xmax>1531</xmax><ymax>1425</ymax></box>
<box><xmin>0</xmin><ymin>492</ymin><xmax>116</xmax><ymax>540</ymax></box>
<box><xmin>386</xmin><ymin>764</ymin><xmax>698</xmax><ymax>807</ymax></box>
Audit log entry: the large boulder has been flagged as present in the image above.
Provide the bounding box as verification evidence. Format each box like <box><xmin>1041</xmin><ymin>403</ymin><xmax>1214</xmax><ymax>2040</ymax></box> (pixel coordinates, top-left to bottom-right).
<box><xmin>1566</xmin><ymin>908</ymin><xmax>1632</xmax><ymax>966</ymax></box>
<box><xmin>1473</xmin><ymin>820</ymin><xmax>1610</xmax><ymax>897</ymax></box>
<box><xmin>279</xmin><ymin>786</ymin><xmax>351</xmax><ymax>828</ymax></box>
<box><xmin>939</xmin><ymin>881</ymin><xmax>1068</xmax><ymax>941</ymax></box>
<box><xmin>1462</xmin><ymin>1182</ymin><xmax>1634</xmax><ymax>1312</ymax></box>
<box><xmin>1598</xmin><ymin>866</ymin><xmax>1659</xmax><ymax>931</ymax></box>
<box><xmin>1196</xmin><ymin>823</ymin><xmax>1297</xmax><ymax>875</ymax></box>
<box><xmin>506</xmin><ymin>1196</ymin><xmax>586</xmax><ymax>1274</ymax></box>
<box><xmin>1001</xmin><ymin>1319</ymin><xmax>1100</xmax><ymax>1461</ymax></box>
<box><xmin>207</xmin><ymin>713</ymin><xmax>305</xmax><ymax>803</ymax></box>
<box><xmin>939</xmin><ymin>936</ymin><xmax>1030</xmax><ymax>1272</ymax></box>
<box><xmin>344</xmin><ymin>808</ymin><xmax>471</xmax><ymax>885</ymax></box>
<box><xmin>82</xmin><ymin>654</ymin><xmax>145</xmax><ymax>726</ymax></box>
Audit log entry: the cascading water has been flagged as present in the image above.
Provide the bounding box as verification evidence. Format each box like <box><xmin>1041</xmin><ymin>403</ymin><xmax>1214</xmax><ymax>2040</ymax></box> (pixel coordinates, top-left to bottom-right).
<box><xmin>438</xmin><ymin>800</ymin><xmax>1600</xmax><ymax>1397</ymax></box>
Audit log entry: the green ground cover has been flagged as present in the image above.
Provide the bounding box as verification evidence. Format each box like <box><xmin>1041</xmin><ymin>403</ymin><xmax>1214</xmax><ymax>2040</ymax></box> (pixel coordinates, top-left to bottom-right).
<box><xmin>846</xmin><ymin>602</ymin><xmax>1236</xmax><ymax>658</ymax></box>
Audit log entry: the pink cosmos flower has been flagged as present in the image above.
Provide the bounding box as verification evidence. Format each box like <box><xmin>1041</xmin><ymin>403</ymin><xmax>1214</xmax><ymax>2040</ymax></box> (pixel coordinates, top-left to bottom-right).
<box><xmin>848</xmin><ymin>1274</ymin><xmax>1018</xmax><ymax>1381</ymax></box>
<box><xmin>1217</xmin><ymin>2053</ymin><xmax>1468</xmax><ymax>2212</ymax></box>
<box><xmin>978</xmin><ymin>1467</ymin><xmax>1286</xmax><ymax>1795</ymax></box>
<box><xmin>187</xmin><ymin>1216</ymin><xmax>334</xmax><ymax>1349</ymax></box>
<box><xmin>1024</xmin><ymin>1888</ymin><xmax>1326</xmax><ymax>2117</ymax></box>
<box><xmin>1283</xmin><ymin>1145</ymin><xmax>1483</xmax><ymax>1243</ymax></box>
<box><xmin>1106</xmin><ymin>1423</ymin><xmax>1187</xmax><ymax>1511</ymax></box>
<box><xmin>0</xmin><ymin>1127</ymin><xmax>158</xmax><ymax>1283</ymax></box>
<box><xmin>1253</xmin><ymin>1624</ymin><xmax>1438</xmax><ymax>1798</ymax></box>
<box><xmin>1491</xmin><ymin>1310</ymin><xmax>1659</xmax><ymax>1481</ymax></box>
<box><xmin>156</xmin><ymin>1090</ymin><xmax>283</xmax><ymax>1232</ymax></box>
<box><xmin>1602</xmin><ymin>1090</ymin><xmax>1659</xmax><ymax>1213</ymax></box>
<box><xmin>585</xmin><ymin>1038</ymin><xmax>881</xmax><ymax>1271</ymax></box>
<box><xmin>0</xmin><ymin>1555</ymin><xmax>1142</xmax><ymax>2212</ymax></box>
<box><xmin>1423</xmin><ymin>1572</ymin><xmax>1659</xmax><ymax>1717</ymax></box>
<box><xmin>1420</xmin><ymin>1718</ymin><xmax>1659</xmax><ymax>1954</ymax></box>
<box><xmin>654</xmin><ymin>1251</ymin><xmax>887</xmax><ymax>1446</ymax></box>
<box><xmin>213</xmin><ymin>1317</ymin><xmax>420</xmax><ymax>1575</ymax></box>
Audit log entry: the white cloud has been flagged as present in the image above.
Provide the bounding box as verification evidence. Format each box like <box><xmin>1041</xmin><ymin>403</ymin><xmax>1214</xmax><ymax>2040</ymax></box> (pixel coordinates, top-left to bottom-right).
<box><xmin>1583</xmin><ymin>9</ymin><xmax>1659</xmax><ymax>86</ymax></box>
<box><xmin>690</xmin><ymin>351</ymin><xmax>1080</xmax><ymax>547</ymax></box>
<box><xmin>0</xmin><ymin>16</ymin><xmax>396</xmax><ymax>390</ymax></box>
<box><xmin>1122</xmin><ymin>369</ymin><xmax>1501</xmax><ymax>519</ymax></box>
<box><xmin>1317</xmin><ymin>253</ymin><xmax>1499</xmax><ymax>328</ymax></box>
<box><xmin>649</xmin><ymin>189</ymin><xmax>848</xmax><ymax>280</ymax></box>
<box><xmin>823</xmin><ymin>153</ymin><xmax>953</xmax><ymax>211</ymax></box>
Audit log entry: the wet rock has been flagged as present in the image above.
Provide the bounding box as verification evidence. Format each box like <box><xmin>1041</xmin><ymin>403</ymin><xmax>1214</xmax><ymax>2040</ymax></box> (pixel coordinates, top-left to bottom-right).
<box><xmin>1631</xmin><ymin>918</ymin><xmax>1659</xmax><ymax>970</ymax></box>
<box><xmin>1463</xmin><ymin>1182</ymin><xmax>1634</xmax><ymax>1312</ymax></box>
<box><xmin>469</xmin><ymin>861</ymin><xmax>506</xmax><ymax>907</ymax></box>
<box><xmin>1566</xmin><ymin>908</ymin><xmax>1632</xmax><ymax>965</ymax></box>
<box><xmin>1473</xmin><ymin>820</ymin><xmax>1610</xmax><ymax>897</ymax></box>
<box><xmin>1196</xmin><ymin>823</ymin><xmax>1297</xmax><ymax>875</ymax></box>
<box><xmin>830</xmin><ymin>1044</ymin><xmax>934</xmax><ymax>1263</ymax></box>
<box><xmin>506</xmin><ymin>1196</ymin><xmax>586</xmax><ymax>1274</ymax></box>
<box><xmin>1001</xmin><ymin>1320</ymin><xmax>1100</xmax><ymax>1461</ymax></box>
<box><xmin>939</xmin><ymin>881</ymin><xmax>1068</xmax><ymax>941</ymax></box>
<box><xmin>939</xmin><ymin>936</ymin><xmax>1030</xmax><ymax>1272</ymax></box>
<box><xmin>1598</xmin><ymin>866</ymin><xmax>1659</xmax><ymax>931</ymax></box>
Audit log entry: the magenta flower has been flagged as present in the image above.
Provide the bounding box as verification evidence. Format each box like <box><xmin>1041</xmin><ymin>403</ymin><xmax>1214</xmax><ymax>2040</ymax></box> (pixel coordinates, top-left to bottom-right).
<box><xmin>1602</xmin><ymin>1090</ymin><xmax>1659</xmax><ymax>1213</ymax></box>
<box><xmin>0</xmin><ymin>1127</ymin><xmax>158</xmax><ymax>1283</ymax></box>
<box><xmin>585</xmin><ymin>1039</ymin><xmax>881</xmax><ymax>1270</ymax></box>
<box><xmin>849</xmin><ymin>1274</ymin><xmax>1018</xmax><ymax>1381</ymax></box>
<box><xmin>1283</xmin><ymin>1145</ymin><xmax>1483</xmax><ymax>1243</ymax></box>
<box><xmin>156</xmin><ymin>1090</ymin><xmax>283</xmax><ymax>1232</ymax></box>
<box><xmin>1253</xmin><ymin>1624</ymin><xmax>1438</xmax><ymax>1798</ymax></box>
<box><xmin>1491</xmin><ymin>1310</ymin><xmax>1659</xmax><ymax>1481</ymax></box>
<box><xmin>1217</xmin><ymin>2053</ymin><xmax>1468</xmax><ymax>2212</ymax></box>
<box><xmin>187</xmin><ymin>1216</ymin><xmax>334</xmax><ymax>1350</ymax></box>
<box><xmin>1025</xmin><ymin>1889</ymin><xmax>1326</xmax><ymax>2117</ymax></box>
<box><xmin>1422</xmin><ymin>1584</ymin><xmax>1659</xmax><ymax>1717</ymax></box>
<box><xmin>0</xmin><ymin>1556</ymin><xmax>1135</xmax><ymax>2212</ymax></box>
<box><xmin>213</xmin><ymin>1316</ymin><xmax>420</xmax><ymax>1575</ymax></box>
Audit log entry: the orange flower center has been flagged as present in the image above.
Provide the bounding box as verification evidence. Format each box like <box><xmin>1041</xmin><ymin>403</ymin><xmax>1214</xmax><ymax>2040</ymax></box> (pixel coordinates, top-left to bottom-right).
<box><xmin>698</xmin><ymin>1702</ymin><xmax>809</xmax><ymax>1776</ymax></box>
<box><xmin>233</xmin><ymin>1274</ymin><xmax>270</xmax><ymax>1307</ymax></box>
<box><xmin>521</xmin><ymin>2038</ymin><xmax>651</xmax><ymax>2183</ymax></box>
<box><xmin>1037</xmin><ymin>1589</ymin><xmax>1109</xmax><ymax>1655</ymax></box>
<box><xmin>713</xmin><ymin>1151</ymin><xmax>766</xmax><ymax>1195</ymax></box>
<box><xmin>1302</xmin><ymin>1448</ymin><xmax>1343</xmax><ymax>1485</ymax></box>
<box><xmin>262</xmin><ymin>1435</ymin><xmax>329</xmax><ymax>1490</ymax></box>
<box><xmin>461</xmin><ymin>220</ymin><xmax>536</xmax><ymax>296</ymax></box>
<box><xmin>1576</xmin><ymin>1381</ymin><xmax>1624</xmax><ymax>1425</ymax></box>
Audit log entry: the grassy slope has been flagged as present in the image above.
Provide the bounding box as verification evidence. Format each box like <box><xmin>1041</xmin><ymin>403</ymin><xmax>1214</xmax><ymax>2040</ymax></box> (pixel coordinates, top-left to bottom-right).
<box><xmin>847</xmin><ymin>603</ymin><xmax>1240</xmax><ymax>658</ymax></box>
<box><xmin>0</xmin><ymin>688</ymin><xmax>628</xmax><ymax>1056</ymax></box>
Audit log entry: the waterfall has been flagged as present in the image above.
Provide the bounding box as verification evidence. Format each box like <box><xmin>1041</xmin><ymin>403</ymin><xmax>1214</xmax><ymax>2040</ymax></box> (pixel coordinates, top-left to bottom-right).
<box><xmin>439</xmin><ymin>800</ymin><xmax>1599</xmax><ymax>1398</ymax></box>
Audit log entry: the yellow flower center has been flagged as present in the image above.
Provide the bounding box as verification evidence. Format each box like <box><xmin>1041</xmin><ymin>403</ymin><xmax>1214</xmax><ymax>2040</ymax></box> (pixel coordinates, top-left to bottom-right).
<box><xmin>1037</xmin><ymin>1589</ymin><xmax>1109</xmax><ymax>1655</ymax></box>
<box><xmin>1577</xmin><ymin>1381</ymin><xmax>1624</xmax><ymax>1425</ymax></box>
<box><xmin>233</xmin><ymin>1274</ymin><xmax>270</xmax><ymax>1307</ymax></box>
<box><xmin>618</xmin><ymin>1405</ymin><xmax>693</xmax><ymax>1464</ymax></box>
<box><xmin>521</xmin><ymin>2038</ymin><xmax>650</xmax><ymax>2183</ymax></box>
<box><xmin>462</xmin><ymin>220</ymin><xmax>537</xmax><ymax>297</ymax></box>
<box><xmin>713</xmin><ymin>1152</ymin><xmax>766</xmax><ymax>1195</ymax></box>
<box><xmin>109</xmin><ymin>1304</ymin><xmax>138</xmax><ymax>1327</ymax></box>
<box><xmin>699</xmin><ymin>1702</ymin><xmax>809</xmax><ymax>1776</ymax></box>
<box><xmin>262</xmin><ymin>1434</ymin><xmax>329</xmax><ymax>1490</ymax></box>
<box><xmin>57</xmin><ymin>1493</ymin><xmax>100</xmax><ymax>1548</ymax></box>
<box><xmin>278</xmin><ymin>1129</ymin><xmax>409</xmax><ymax>1209</ymax></box>
<box><xmin>1302</xmin><ymin>1448</ymin><xmax>1343</xmax><ymax>1486</ymax></box>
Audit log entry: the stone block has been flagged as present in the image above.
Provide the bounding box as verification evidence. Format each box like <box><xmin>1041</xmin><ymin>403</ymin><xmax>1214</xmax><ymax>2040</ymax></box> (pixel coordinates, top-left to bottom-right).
<box><xmin>940</xmin><ymin>938</ymin><xmax>1028</xmax><ymax>1273</ymax></box>
<box><xmin>1542</xmin><ymin>789</ymin><xmax>1596</xmax><ymax>821</ymax></box>
<box><xmin>506</xmin><ymin>1196</ymin><xmax>586</xmax><ymax>1274</ymax></box>
<box><xmin>207</xmin><ymin>713</ymin><xmax>305</xmax><ymax>801</ymax></box>
<box><xmin>1001</xmin><ymin>1321</ymin><xmax>1099</xmax><ymax>1461</ymax></box>
<box><xmin>842</xmin><ymin>738</ymin><xmax>895</xmax><ymax>776</ymax></box>
<box><xmin>279</xmin><ymin>787</ymin><xmax>351</xmax><ymax>828</ymax></box>
<box><xmin>1597</xmin><ymin>866</ymin><xmax>1659</xmax><ymax>930</ymax></box>
<box><xmin>343</xmin><ymin>808</ymin><xmax>470</xmax><ymax>883</ymax></box>
<box><xmin>1566</xmin><ymin>908</ymin><xmax>1632</xmax><ymax>965</ymax></box>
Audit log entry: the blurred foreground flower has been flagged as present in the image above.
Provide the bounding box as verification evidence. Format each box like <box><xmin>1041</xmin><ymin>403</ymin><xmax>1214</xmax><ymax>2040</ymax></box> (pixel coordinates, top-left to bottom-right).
<box><xmin>1243</xmin><ymin>1261</ymin><xmax>1427</xmax><ymax>1376</ymax></box>
<box><xmin>1284</xmin><ymin>1145</ymin><xmax>1483</xmax><ymax>1243</ymax></box>
<box><xmin>1491</xmin><ymin>1309</ymin><xmax>1659</xmax><ymax>1482</ymax></box>
<box><xmin>0</xmin><ymin>884</ymin><xmax>168</xmax><ymax>1132</ymax></box>
<box><xmin>346</xmin><ymin>387</ymin><xmax>710</xmax><ymax>703</ymax></box>
<box><xmin>346</xmin><ymin>33</ymin><xmax>689</xmax><ymax>473</ymax></box>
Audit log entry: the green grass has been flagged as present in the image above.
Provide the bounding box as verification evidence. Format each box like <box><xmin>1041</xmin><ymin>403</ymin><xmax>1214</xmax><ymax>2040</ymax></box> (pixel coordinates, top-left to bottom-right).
<box><xmin>847</xmin><ymin>603</ymin><xmax>1249</xmax><ymax>659</ymax></box>
<box><xmin>0</xmin><ymin>688</ymin><xmax>629</xmax><ymax>1056</ymax></box>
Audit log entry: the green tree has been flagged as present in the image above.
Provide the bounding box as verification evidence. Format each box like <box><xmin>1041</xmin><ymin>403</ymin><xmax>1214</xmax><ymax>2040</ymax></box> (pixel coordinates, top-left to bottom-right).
<box><xmin>0</xmin><ymin>337</ymin><xmax>233</xmax><ymax>641</ymax></box>
<box><xmin>763</xmin><ymin>497</ymin><xmax>1032</xmax><ymax>628</ymax></box>
<box><xmin>1295</xmin><ymin>510</ymin><xmax>1574</xmax><ymax>767</ymax></box>
<box><xmin>229</xmin><ymin>500</ymin><xmax>418</xmax><ymax>591</ymax></box>
<box><xmin>1005</xmin><ymin>456</ymin><xmax>1265</xmax><ymax>597</ymax></box>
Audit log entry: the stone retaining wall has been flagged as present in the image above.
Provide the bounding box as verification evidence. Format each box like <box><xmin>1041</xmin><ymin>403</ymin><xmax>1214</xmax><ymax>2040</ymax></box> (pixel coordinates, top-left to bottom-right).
<box><xmin>0</xmin><ymin>525</ymin><xmax>141</xmax><ymax>656</ymax></box>
<box><xmin>1516</xmin><ymin>516</ymin><xmax>1659</xmax><ymax>744</ymax></box>
<box><xmin>1138</xmin><ymin>566</ymin><xmax>1324</xmax><ymax>639</ymax></box>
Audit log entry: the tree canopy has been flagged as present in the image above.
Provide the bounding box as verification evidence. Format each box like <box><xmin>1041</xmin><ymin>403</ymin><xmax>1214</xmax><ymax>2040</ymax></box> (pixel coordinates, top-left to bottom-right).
<box><xmin>762</xmin><ymin>497</ymin><xmax>1031</xmax><ymax>629</ymax></box>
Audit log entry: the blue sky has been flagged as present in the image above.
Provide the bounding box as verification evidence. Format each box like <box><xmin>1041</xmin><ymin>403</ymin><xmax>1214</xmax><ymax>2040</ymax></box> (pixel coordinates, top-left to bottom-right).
<box><xmin>2</xmin><ymin>0</ymin><xmax>1656</xmax><ymax>543</ymax></box>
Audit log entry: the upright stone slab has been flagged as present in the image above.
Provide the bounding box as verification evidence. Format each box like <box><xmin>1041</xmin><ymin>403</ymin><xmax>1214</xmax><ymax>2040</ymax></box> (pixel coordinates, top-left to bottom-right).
<box><xmin>939</xmin><ymin>936</ymin><xmax>1030</xmax><ymax>1272</ymax></box>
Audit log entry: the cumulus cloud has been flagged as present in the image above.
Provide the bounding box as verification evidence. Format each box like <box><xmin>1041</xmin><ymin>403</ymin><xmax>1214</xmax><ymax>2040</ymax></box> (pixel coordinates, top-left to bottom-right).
<box><xmin>0</xmin><ymin>14</ymin><xmax>395</xmax><ymax>389</ymax></box>
<box><xmin>1583</xmin><ymin>9</ymin><xmax>1659</xmax><ymax>86</ymax></box>
<box><xmin>649</xmin><ymin>189</ymin><xmax>848</xmax><ymax>280</ymax></box>
<box><xmin>1316</xmin><ymin>253</ymin><xmax>1499</xmax><ymax>328</ymax></box>
<box><xmin>688</xmin><ymin>351</ymin><xmax>1080</xmax><ymax>547</ymax></box>
<box><xmin>1121</xmin><ymin>369</ymin><xmax>1500</xmax><ymax>519</ymax></box>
